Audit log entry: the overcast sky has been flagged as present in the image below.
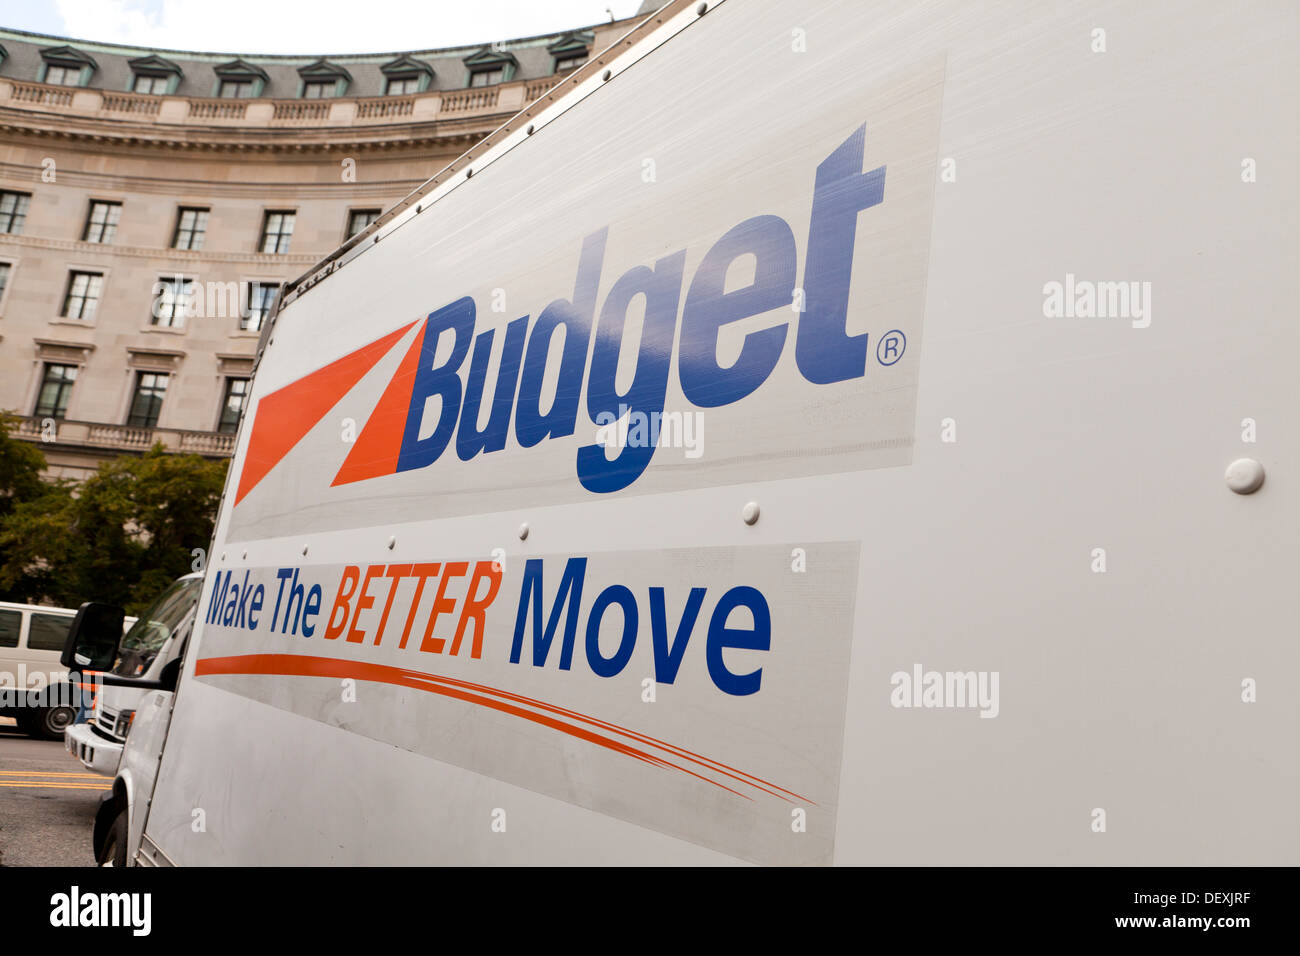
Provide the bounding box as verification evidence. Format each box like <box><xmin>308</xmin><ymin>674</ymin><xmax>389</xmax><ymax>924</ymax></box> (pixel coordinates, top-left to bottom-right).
<box><xmin>0</xmin><ymin>0</ymin><xmax>650</xmax><ymax>53</ymax></box>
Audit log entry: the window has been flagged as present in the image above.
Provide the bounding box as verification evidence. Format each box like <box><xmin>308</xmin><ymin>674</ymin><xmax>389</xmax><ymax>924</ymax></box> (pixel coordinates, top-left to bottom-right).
<box><xmin>82</xmin><ymin>200</ymin><xmax>122</xmax><ymax>243</ymax></box>
<box><xmin>213</xmin><ymin>59</ymin><xmax>267</xmax><ymax>99</ymax></box>
<box><xmin>128</xmin><ymin>54</ymin><xmax>183</xmax><ymax>94</ymax></box>
<box><xmin>61</xmin><ymin>271</ymin><xmax>103</xmax><ymax>320</ymax></box>
<box><xmin>172</xmin><ymin>207</ymin><xmax>209</xmax><ymax>250</ymax></box>
<box><xmin>469</xmin><ymin>68</ymin><xmax>504</xmax><ymax>87</ymax></box>
<box><xmin>133</xmin><ymin>73</ymin><xmax>170</xmax><ymax>94</ymax></box>
<box><xmin>39</xmin><ymin>46</ymin><xmax>97</xmax><ymax>87</ymax></box>
<box><xmin>302</xmin><ymin>80</ymin><xmax>334</xmax><ymax>99</ymax></box>
<box><xmin>243</xmin><ymin>281</ymin><xmax>277</xmax><ymax>331</ymax></box>
<box><xmin>218</xmin><ymin>378</ymin><xmax>250</xmax><ymax>433</ymax></box>
<box><xmin>555</xmin><ymin>53</ymin><xmax>587</xmax><ymax>72</ymax></box>
<box><xmin>346</xmin><ymin>209</ymin><xmax>380</xmax><ymax>239</ymax></box>
<box><xmin>113</xmin><ymin>577</ymin><xmax>202</xmax><ymax>678</ymax></box>
<box><xmin>0</xmin><ymin>609</ymin><xmax>18</xmax><ymax>648</ymax></box>
<box><xmin>34</xmin><ymin>364</ymin><xmax>78</xmax><ymax>420</ymax></box>
<box><xmin>547</xmin><ymin>35</ymin><xmax>590</xmax><ymax>77</ymax></box>
<box><xmin>386</xmin><ymin>75</ymin><xmax>419</xmax><ymax>95</ymax></box>
<box><xmin>379</xmin><ymin>54</ymin><xmax>430</xmax><ymax>93</ymax></box>
<box><xmin>152</xmin><ymin>275</ymin><xmax>194</xmax><ymax>328</ymax></box>
<box><xmin>259</xmin><ymin>211</ymin><xmax>295</xmax><ymax>254</ymax></box>
<box><xmin>44</xmin><ymin>64</ymin><xmax>82</xmax><ymax>87</ymax></box>
<box><xmin>28</xmin><ymin>613</ymin><xmax>72</xmax><ymax>651</ymax></box>
<box><xmin>127</xmin><ymin>372</ymin><xmax>168</xmax><ymax>427</ymax></box>
<box><xmin>218</xmin><ymin>79</ymin><xmax>254</xmax><ymax>98</ymax></box>
<box><xmin>298</xmin><ymin>60</ymin><xmax>351</xmax><ymax>98</ymax></box>
<box><xmin>0</xmin><ymin>191</ymin><xmax>30</xmax><ymax>234</ymax></box>
<box><xmin>0</xmin><ymin>261</ymin><xmax>10</xmax><ymax>302</ymax></box>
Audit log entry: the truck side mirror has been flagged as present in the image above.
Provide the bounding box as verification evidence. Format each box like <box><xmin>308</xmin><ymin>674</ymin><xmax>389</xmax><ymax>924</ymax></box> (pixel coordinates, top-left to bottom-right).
<box><xmin>61</xmin><ymin>602</ymin><xmax>126</xmax><ymax>671</ymax></box>
<box><xmin>158</xmin><ymin>655</ymin><xmax>183</xmax><ymax>693</ymax></box>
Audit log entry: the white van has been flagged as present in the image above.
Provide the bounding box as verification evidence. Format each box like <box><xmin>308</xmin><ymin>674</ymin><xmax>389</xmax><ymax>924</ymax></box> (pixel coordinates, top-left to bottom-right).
<box><xmin>0</xmin><ymin>602</ymin><xmax>136</xmax><ymax>739</ymax></box>
<box><xmin>64</xmin><ymin>574</ymin><xmax>202</xmax><ymax>776</ymax></box>
<box><xmin>63</xmin><ymin>0</ymin><xmax>1298</xmax><ymax>866</ymax></box>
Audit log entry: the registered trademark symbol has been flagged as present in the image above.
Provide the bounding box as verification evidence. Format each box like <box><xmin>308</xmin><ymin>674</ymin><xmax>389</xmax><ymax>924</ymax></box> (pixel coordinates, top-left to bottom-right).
<box><xmin>877</xmin><ymin>330</ymin><xmax>906</xmax><ymax>366</ymax></box>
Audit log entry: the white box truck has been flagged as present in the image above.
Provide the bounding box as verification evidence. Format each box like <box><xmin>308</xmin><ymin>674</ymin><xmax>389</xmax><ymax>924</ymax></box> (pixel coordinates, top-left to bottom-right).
<box><xmin>64</xmin><ymin>0</ymin><xmax>1298</xmax><ymax>865</ymax></box>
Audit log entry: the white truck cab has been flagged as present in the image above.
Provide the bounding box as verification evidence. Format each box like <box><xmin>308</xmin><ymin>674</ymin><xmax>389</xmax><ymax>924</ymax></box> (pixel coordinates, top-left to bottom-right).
<box><xmin>64</xmin><ymin>574</ymin><xmax>202</xmax><ymax>778</ymax></box>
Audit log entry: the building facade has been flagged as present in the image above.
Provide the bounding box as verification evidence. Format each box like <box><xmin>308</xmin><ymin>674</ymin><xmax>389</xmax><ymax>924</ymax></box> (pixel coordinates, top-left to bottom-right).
<box><xmin>0</xmin><ymin>14</ymin><xmax>641</xmax><ymax>479</ymax></box>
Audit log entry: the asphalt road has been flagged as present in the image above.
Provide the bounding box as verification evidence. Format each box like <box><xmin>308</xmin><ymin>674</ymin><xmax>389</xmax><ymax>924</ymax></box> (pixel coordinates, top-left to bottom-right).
<box><xmin>0</xmin><ymin>716</ymin><xmax>105</xmax><ymax>866</ymax></box>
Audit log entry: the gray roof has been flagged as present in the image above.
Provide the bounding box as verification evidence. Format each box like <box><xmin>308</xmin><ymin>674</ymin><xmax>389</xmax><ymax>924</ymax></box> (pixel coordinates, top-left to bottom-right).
<box><xmin>0</xmin><ymin>25</ymin><xmax>602</xmax><ymax>99</ymax></box>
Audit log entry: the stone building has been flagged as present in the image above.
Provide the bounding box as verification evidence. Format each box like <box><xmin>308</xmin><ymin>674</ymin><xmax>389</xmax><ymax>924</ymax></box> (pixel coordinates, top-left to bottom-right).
<box><xmin>0</xmin><ymin>12</ymin><xmax>642</xmax><ymax>479</ymax></box>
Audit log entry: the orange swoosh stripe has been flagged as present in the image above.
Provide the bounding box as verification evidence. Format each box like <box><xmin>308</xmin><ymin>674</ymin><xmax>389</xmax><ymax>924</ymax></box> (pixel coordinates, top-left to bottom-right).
<box><xmin>195</xmin><ymin>653</ymin><xmax>805</xmax><ymax>802</ymax></box>
<box><xmin>407</xmin><ymin>669</ymin><xmax>811</xmax><ymax>804</ymax></box>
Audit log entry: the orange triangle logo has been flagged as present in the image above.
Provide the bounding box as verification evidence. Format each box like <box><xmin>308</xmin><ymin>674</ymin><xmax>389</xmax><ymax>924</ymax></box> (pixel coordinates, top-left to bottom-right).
<box><xmin>331</xmin><ymin>323</ymin><xmax>428</xmax><ymax>486</ymax></box>
<box><xmin>234</xmin><ymin>320</ymin><xmax>418</xmax><ymax>506</ymax></box>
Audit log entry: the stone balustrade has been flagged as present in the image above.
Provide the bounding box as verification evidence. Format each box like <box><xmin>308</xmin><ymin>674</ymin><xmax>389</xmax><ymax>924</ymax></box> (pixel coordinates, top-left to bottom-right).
<box><xmin>0</xmin><ymin>75</ymin><xmax>548</xmax><ymax>131</ymax></box>
<box><xmin>12</xmin><ymin>416</ymin><xmax>237</xmax><ymax>458</ymax></box>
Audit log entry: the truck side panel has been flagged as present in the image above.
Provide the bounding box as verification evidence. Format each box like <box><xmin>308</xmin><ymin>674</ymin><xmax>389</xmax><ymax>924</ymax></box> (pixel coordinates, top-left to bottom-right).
<box><xmin>143</xmin><ymin>0</ymin><xmax>1299</xmax><ymax>865</ymax></box>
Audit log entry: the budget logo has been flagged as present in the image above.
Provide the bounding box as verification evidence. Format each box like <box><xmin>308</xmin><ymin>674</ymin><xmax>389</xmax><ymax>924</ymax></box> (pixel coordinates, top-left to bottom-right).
<box><xmin>234</xmin><ymin>123</ymin><xmax>894</xmax><ymax>508</ymax></box>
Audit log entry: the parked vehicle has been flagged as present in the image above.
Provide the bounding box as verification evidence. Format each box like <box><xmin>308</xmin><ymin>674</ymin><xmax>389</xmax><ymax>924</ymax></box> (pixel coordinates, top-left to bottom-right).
<box><xmin>64</xmin><ymin>574</ymin><xmax>202</xmax><ymax>777</ymax></box>
<box><xmin>62</xmin><ymin>0</ymin><xmax>1296</xmax><ymax>866</ymax></box>
<box><xmin>0</xmin><ymin>601</ymin><xmax>136</xmax><ymax>740</ymax></box>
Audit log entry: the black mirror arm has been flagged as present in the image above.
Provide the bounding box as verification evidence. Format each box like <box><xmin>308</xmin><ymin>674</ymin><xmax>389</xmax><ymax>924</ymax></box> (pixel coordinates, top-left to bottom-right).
<box><xmin>94</xmin><ymin>675</ymin><xmax>169</xmax><ymax>690</ymax></box>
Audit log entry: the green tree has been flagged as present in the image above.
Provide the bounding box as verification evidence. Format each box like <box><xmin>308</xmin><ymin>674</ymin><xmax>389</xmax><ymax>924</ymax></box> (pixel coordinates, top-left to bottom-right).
<box><xmin>0</xmin><ymin>414</ymin><xmax>57</xmax><ymax>604</ymax></box>
<box><xmin>0</xmin><ymin>442</ymin><xmax>227</xmax><ymax>614</ymax></box>
<box><xmin>0</xmin><ymin>412</ymin><xmax>46</xmax><ymax>523</ymax></box>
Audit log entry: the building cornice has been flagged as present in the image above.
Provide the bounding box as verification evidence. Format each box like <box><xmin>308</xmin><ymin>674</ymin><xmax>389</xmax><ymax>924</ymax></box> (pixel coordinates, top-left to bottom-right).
<box><xmin>0</xmin><ymin>231</ymin><xmax>325</xmax><ymax>266</ymax></box>
<box><xmin>34</xmin><ymin>337</ymin><xmax>97</xmax><ymax>352</ymax></box>
<box><xmin>0</xmin><ymin>161</ymin><xmax>422</xmax><ymax>198</ymax></box>
<box><xmin>0</xmin><ymin>111</ymin><xmax>491</xmax><ymax>153</ymax></box>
